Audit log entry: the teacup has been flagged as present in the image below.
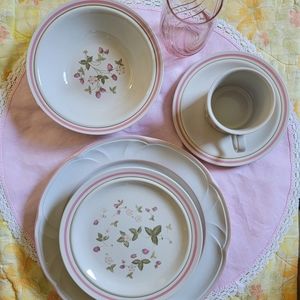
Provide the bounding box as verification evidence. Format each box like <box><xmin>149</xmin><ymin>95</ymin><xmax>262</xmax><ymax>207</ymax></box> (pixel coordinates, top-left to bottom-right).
<box><xmin>206</xmin><ymin>68</ymin><xmax>276</xmax><ymax>152</ymax></box>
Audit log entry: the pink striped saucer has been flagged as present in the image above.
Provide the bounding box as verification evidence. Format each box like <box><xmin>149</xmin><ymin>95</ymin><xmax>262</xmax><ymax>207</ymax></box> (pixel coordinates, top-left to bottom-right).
<box><xmin>172</xmin><ymin>52</ymin><xmax>289</xmax><ymax>167</ymax></box>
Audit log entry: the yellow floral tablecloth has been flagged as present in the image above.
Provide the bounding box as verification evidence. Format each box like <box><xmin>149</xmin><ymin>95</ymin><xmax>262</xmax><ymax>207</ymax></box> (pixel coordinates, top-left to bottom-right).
<box><xmin>0</xmin><ymin>0</ymin><xmax>298</xmax><ymax>299</ymax></box>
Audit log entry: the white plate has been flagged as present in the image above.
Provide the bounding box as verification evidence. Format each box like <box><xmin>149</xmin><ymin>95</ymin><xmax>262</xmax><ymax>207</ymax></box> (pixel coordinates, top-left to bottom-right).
<box><xmin>27</xmin><ymin>0</ymin><xmax>163</xmax><ymax>134</ymax></box>
<box><xmin>59</xmin><ymin>168</ymin><xmax>203</xmax><ymax>299</ymax></box>
<box><xmin>35</xmin><ymin>137</ymin><xmax>230</xmax><ymax>299</ymax></box>
<box><xmin>173</xmin><ymin>52</ymin><xmax>289</xmax><ymax>166</ymax></box>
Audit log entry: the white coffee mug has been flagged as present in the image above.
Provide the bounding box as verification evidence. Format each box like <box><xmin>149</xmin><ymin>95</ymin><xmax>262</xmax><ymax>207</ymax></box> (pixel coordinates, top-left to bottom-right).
<box><xmin>206</xmin><ymin>68</ymin><xmax>276</xmax><ymax>152</ymax></box>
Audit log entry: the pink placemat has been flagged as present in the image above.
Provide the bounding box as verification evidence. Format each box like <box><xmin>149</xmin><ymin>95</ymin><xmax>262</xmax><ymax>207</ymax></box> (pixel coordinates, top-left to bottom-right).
<box><xmin>0</xmin><ymin>5</ymin><xmax>296</xmax><ymax>295</ymax></box>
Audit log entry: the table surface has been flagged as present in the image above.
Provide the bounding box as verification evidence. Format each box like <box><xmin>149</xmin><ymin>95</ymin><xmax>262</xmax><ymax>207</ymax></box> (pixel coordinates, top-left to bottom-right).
<box><xmin>0</xmin><ymin>0</ymin><xmax>298</xmax><ymax>299</ymax></box>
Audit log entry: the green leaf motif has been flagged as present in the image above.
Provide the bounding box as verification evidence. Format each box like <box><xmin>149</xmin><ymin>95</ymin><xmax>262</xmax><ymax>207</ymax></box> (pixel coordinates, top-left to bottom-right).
<box><xmin>145</xmin><ymin>225</ymin><xmax>161</xmax><ymax>245</ymax></box>
<box><xmin>120</xmin><ymin>231</ymin><xmax>126</xmax><ymax>236</ymax></box>
<box><xmin>79</xmin><ymin>67</ymin><xmax>85</xmax><ymax>75</ymax></box>
<box><xmin>86</xmin><ymin>63</ymin><xmax>91</xmax><ymax>70</ymax></box>
<box><xmin>97</xmin><ymin>233</ymin><xmax>109</xmax><ymax>242</ymax></box>
<box><xmin>87</xmin><ymin>56</ymin><xmax>93</xmax><ymax>62</ymax></box>
<box><xmin>129</xmin><ymin>228</ymin><xmax>136</xmax><ymax>234</ymax></box>
<box><xmin>151</xmin><ymin>236</ymin><xmax>158</xmax><ymax>245</ymax></box>
<box><xmin>136</xmin><ymin>205</ymin><xmax>143</xmax><ymax>213</ymax></box>
<box><xmin>127</xmin><ymin>272</ymin><xmax>133</xmax><ymax>279</ymax></box>
<box><xmin>145</xmin><ymin>227</ymin><xmax>152</xmax><ymax>236</ymax></box>
<box><xmin>123</xmin><ymin>241</ymin><xmax>129</xmax><ymax>248</ymax></box>
<box><xmin>117</xmin><ymin>237</ymin><xmax>124</xmax><ymax>243</ymax></box>
<box><xmin>109</xmin><ymin>86</ymin><xmax>117</xmax><ymax>94</ymax></box>
<box><xmin>110</xmin><ymin>221</ymin><xmax>119</xmax><ymax>227</ymax></box>
<box><xmin>142</xmin><ymin>259</ymin><xmax>150</xmax><ymax>264</ymax></box>
<box><xmin>132</xmin><ymin>233</ymin><xmax>138</xmax><ymax>241</ymax></box>
<box><xmin>115</xmin><ymin>58</ymin><xmax>124</xmax><ymax>66</ymax></box>
<box><xmin>153</xmin><ymin>225</ymin><xmax>161</xmax><ymax>235</ymax></box>
<box><xmin>79</xmin><ymin>59</ymin><xmax>86</xmax><ymax>65</ymax></box>
<box><xmin>137</xmin><ymin>227</ymin><xmax>142</xmax><ymax>233</ymax></box>
<box><xmin>132</xmin><ymin>259</ymin><xmax>140</xmax><ymax>265</ymax></box>
<box><xmin>106</xmin><ymin>264</ymin><xmax>116</xmax><ymax>272</ymax></box>
<box><xmin>138</xmin><ymin>262</ymin><xmax>143</xmax><ymax>271</ymax></box>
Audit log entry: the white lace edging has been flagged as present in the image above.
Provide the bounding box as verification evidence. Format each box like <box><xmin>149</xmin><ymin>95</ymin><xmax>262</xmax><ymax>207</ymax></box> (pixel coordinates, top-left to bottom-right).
<box><xmin>0</xmin><ymin>4</ymin><xmax>299</xmax><ymax>298</ymax></box>
<box><xmin>215</xmin><ymin>19</ymin><xmax>262</xmax><ymax>57</ymax></box>
<box><xmin>0</xmin><ymin>54</ymin><xmax>37</xmax><ymax>261</ymax></box>
<box><xmin>205</xmin><ymin>110</ymin><xmax>300</xmax><ymax>300</ymax></box>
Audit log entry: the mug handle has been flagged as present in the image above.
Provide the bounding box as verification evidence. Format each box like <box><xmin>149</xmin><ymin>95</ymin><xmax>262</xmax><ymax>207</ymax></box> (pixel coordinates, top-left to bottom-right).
<box><xmin>231</xmin><ymin>135</ymin><xmax>246</xmax><ymax>152</ymax></box>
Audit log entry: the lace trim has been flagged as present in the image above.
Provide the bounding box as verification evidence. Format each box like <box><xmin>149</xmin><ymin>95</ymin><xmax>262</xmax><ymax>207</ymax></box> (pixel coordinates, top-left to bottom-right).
<box><xmin>215</xmin><ymin>19</ymin><xmax>262</xmax><ymax>57</ymax></box>
<box><xmin>0</xmin><ymin>3</ymin><xmax>299</xmax><ymax>298</ymax></box>
<box><xmin>0</xmin><ymin>54</ymin><xmax>38</xmax><ymax>261</ymax></box>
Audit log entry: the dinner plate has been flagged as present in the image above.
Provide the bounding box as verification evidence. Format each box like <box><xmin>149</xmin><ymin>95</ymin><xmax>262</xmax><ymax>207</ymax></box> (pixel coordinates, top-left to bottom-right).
<box><xmin>59</xmin><ymin>168</ymin><xmax>203</xmax><ymax>299</ymax></box>
<box><xmin>27</xmin><ymin>1</ymin><xmax>163</xmax><ymax>134</ymax></box>
<box><xmin>35</xmin><ymin>137</ymin><xmax>230</xmax><ymax>299</ymax></box>
<box><xmin>173</xmin><ymin>52</ymin><xmax>289</xmax><ymax>167</ymax></box>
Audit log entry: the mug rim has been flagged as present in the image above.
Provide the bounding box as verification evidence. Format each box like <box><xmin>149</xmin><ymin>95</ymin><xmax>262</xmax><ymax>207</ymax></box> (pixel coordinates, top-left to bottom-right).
<box><xmin>206</xmin><ymin>67</ymin><xmax>276</xmax><ymax>136</ymax></box>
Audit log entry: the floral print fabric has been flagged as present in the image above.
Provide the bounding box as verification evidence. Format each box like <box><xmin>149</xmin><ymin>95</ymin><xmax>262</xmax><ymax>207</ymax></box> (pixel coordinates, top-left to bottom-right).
<box><xmin>0</xmin><ymin>0</ymin><xmax>298</xmax><ymax>299</ymax></box>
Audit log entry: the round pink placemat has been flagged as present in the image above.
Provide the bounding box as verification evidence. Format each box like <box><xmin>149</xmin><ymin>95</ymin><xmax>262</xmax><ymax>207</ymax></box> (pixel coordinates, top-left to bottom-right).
<box><xmin>0</xmin><ymin>6</ymin><xmax>294</xmax><ymax>294</ymax></box>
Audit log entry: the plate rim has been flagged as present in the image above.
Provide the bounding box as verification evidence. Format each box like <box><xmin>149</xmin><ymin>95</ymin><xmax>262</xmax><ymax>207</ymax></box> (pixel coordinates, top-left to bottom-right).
<box><xmin>172</xmin><ymin>51</ymin><xmax>289</xmax><ymax>167</ymax></box>
<box><xmin>26</xmin><ymin>0</ymin><xmax>163</xmax><ymax>135</ymax></box>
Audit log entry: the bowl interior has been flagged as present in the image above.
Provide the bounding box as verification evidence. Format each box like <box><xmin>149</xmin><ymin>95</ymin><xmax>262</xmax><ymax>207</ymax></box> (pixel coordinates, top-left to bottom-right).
<box><xmin>35</xmin><ymin>6</ymin><xmax>156</xmax><ymax>127</ymax></box>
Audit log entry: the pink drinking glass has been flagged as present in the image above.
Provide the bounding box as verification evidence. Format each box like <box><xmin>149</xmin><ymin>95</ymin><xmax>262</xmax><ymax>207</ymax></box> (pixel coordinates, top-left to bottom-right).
<box><xmin>160</xmin><ymin>0</ymin><xmax>223</xmax><ymax>56</ymax></box>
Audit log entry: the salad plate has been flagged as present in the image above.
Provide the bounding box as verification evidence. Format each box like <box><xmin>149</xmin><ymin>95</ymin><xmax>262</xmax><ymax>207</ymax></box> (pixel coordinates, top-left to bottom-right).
<box><xmin>27</xmin><ymin>0</ymin><xmax>163</xmax><ymax>134</ymax></box>
<box><xmin>59</xmin><ymin>168</ymin><xmax>202</xmax><ymax>299</ymax></box>
<box><xmin>173</xmin><ymin>52</ymin><xmax>289</xmax><ymax>166</ymax></box>
<box><xmin>35</xmin><ymin>137</ymin><xmax>230</xmax><ymax>299</ymax></box>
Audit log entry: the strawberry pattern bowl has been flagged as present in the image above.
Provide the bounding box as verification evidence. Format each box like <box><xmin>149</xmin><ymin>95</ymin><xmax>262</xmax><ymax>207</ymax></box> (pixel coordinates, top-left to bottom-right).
<box><xmin>27</xmin><ymin>0</ymin><xmax>163</xmax><ymax>134</ymax></box>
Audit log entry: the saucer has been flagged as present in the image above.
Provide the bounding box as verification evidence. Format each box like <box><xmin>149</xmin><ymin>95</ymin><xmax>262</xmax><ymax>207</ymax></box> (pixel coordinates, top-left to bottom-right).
<box><xmin>27</xmin><ymin>1</ymin><xmax>163</xmax><ymax>134</ymax></box>
<box><xmin>172</xmin><ymin>52</ymin><xmax>289</xmax><ymax>167</ymax></box>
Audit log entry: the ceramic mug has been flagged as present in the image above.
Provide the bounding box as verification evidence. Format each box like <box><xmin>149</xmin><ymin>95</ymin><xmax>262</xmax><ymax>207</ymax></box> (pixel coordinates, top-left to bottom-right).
<box><xmin>206</xmin><ymin>68</ymin><xmax>276</xmax><ymax>152</ymax></box>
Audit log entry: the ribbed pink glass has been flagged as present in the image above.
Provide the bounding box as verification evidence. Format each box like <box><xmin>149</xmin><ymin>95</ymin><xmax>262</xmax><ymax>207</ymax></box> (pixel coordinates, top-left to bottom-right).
<box><xmin>160</xmin><ymin>0</ymin><xmax>223</xmax><ymax>56</ymax></box>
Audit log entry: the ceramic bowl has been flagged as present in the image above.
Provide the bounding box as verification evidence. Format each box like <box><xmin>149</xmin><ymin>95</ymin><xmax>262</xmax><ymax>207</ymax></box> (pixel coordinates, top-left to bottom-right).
<box><xmin>27</xmin><ymin>0</ymin><xmax>163</xmax><ymax>134</ymax></box>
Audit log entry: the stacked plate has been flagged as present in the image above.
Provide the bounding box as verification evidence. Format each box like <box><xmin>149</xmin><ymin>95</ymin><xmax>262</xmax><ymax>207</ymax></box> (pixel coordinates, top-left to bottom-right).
<box><xmin>35</xmin><ymin>137</ymin><xmax>230</xmax><ymax>299</ymax></box>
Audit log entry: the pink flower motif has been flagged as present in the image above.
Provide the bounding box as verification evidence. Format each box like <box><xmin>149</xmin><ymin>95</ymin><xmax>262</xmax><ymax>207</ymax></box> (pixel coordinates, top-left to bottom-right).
<box><xmin>0</xmin><ymin>25</ymin><xmax>9</xmax><ymax>44</ymax></box>
<box><xmin>111</xmin><ymin>74</ymin><xmax>118</xmax><ymax>81</ymax></box>
<box><xmin>79</xmin><ymin>78</ymin><xmax>84</xmax><ymax>84</ymax></box>
<box><xmin>107</xmin><ymin>64</ymin><xmax>113</xmax><ymax>71</ymax></box>
<box><xmin>98</xmin><ymin>47</ymin><xmax>104</xmax><ymax>53</ymax></box>
<box><xmin>100</xmin><ymin>87</ymin><xmax>106</xmax><ymax>93</ymax></box>
<box><xmin>289</xmin><ymin>9</ymin><xmax>300</xmax><ymax>27</ymax></box>
<box><xmin>119</xmin><ymin>264</ymin><xmax>125</xmax><ymax>269</ymax></box>
<box><xmin>145</xmin><ymin>208</ymin><xmax>150</xmax><ymax>212</ymax></box>
<box><xmin>117</xmin><ymin>210</ymin><xmax>121</xmax><ymax>215</ymax></box>
<box><xmin>104</xmin><ymin>49</ymin><xmax>109</xmax><ymax>54</ymax></box>
<box><xmin>93</xmin><ymin>246</ymin><xmax>100</xmax><ymax>252</ymax></box>
<box><xmin>155</xmin><ymin>260</ymin><xmax>161</xmax><ymax>268</ymax></box>
<box><xmin>93</xmin><ymin>220</ymin><xmax>99</xmax><ymax>225</ymax></box>
<box><xmin>142</xmin><ymin>249</ymin><xmax>149</xmax><ymax>255</ymax></box>
<box><xmin>96</xmin><ymin>91</ymin><xmax>101</xmax><ymax>99</ymax></box>
<box><xmin>152</xmin><ymin>207</ymin><xmax>158</xmax><ymax>212</ymax></box>
<box><xmin>74</xmin><ymin>73</ymin><xmax>80</xmax><ymax>78</ymax></box>
<box><xmin>131</xmin><ymin>254</ymin><xmax>137</xmax><ymax>258</ymax></box>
